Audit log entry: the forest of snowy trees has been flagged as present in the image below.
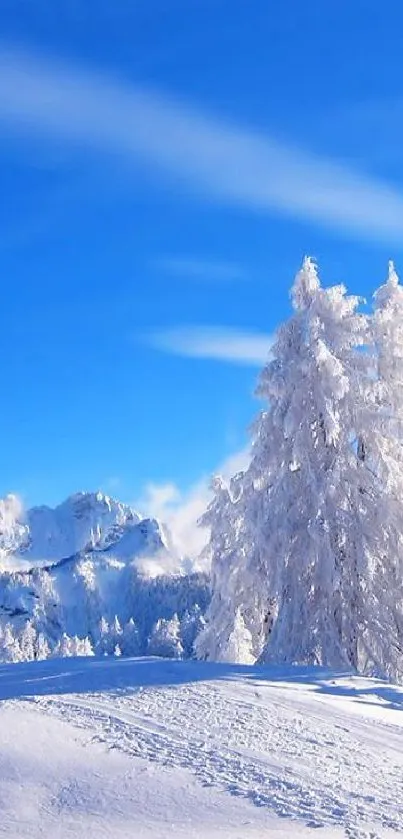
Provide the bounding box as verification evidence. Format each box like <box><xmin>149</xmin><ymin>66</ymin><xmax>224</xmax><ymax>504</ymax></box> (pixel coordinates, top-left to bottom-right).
<box><xmin>197</xmin><ymin>258</ymin><xmax>403</xmax><ymax>683</ymax></box>
<box><xmin>0</xmin><ymin>609</ymin><xmax>200</xmax><ymax>663</ymax></box>
<box><xmin>0</xmin><ymin>552</ymin><xmax>208</xmax><ymax>664</ymax></box>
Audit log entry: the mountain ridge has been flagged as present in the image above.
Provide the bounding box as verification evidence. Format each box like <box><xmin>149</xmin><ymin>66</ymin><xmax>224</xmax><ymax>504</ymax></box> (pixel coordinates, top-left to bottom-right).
<box><xmin>0</xmin><ymin>490</ymin><xmax>209</xmax><ymax>662</ymax></box>
<box><xmin>0</xmin><ymin>489</ymin><xmax>179</xmax><ymax>572</ymax></box>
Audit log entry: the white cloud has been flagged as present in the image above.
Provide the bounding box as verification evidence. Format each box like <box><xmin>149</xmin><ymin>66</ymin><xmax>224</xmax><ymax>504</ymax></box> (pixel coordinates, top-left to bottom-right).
<box><xmin>154</xmin><ymin>257</ymin><xmax>247</xmax><ymax>283</ymax></box>
<box><xmin>0</xmin><ymin>493</ymin><xmax>31</xmax><ymax>571</ymax></box>
<box><xmin>0</xmin><ymin>493</ymin><xmax>24</xmax><ymax>523</ymax></box>
<box><xmin>1</xmin><ymin>47</ymin><xmax>403</xmax><ymax>243</ymax></box>
<box><xmin>147</xmin><ymin>325</ymin><xmax>274</xmax><ymax>366</ymax></box>
<box><xmin>140</xmin><ymin>479</ymin><xmax>210</xmax><ymax>562</ymax></box>
<box><xmin>137</xmin><ymin>447</ymin><xmax>250</xmax><ymax>566</ymax></box>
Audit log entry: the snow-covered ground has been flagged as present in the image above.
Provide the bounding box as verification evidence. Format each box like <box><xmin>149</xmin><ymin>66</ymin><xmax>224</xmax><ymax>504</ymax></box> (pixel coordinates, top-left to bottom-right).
<box><xmin>0</xmin><ymin>657</ymin><xmax>402</xmax><ymax>838</ymax></box>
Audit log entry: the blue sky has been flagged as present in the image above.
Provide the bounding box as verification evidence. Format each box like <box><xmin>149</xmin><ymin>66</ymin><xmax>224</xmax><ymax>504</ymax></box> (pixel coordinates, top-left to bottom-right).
<box><xmin>1</xmin><ymin>1</ymin><xmax>403</xmax><ymax>515</ymax></box>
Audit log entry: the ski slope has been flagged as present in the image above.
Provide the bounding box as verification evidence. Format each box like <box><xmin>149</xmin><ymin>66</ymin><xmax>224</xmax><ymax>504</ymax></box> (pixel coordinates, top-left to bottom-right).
<box><xmin>0</xmin><ymin>657</ymin><xmax>402</xmax><ymax>838</ymax></box>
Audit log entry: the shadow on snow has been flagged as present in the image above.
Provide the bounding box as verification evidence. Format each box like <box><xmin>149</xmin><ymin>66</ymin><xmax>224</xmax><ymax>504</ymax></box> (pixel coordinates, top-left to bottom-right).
<box><xmin>0</xmin><ymin>655</ymin><xmax>402</xmax><ymax>712</ymax></box>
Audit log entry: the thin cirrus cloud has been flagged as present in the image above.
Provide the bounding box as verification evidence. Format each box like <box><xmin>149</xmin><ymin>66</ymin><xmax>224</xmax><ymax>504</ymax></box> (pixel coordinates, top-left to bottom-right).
<box><xmin>154</xmin><ymin>257</ymin><xmax>247</xmax><ymax>283</ymax></box>
<box><xmin>148</xmin><ymin>326</ymin><xmax>274</xmax><ymax>366</ymax></box>
<box><xmin>1</xmin><ymin>48</ymin><xmax>403</xmax><ymax>244</ymax></box>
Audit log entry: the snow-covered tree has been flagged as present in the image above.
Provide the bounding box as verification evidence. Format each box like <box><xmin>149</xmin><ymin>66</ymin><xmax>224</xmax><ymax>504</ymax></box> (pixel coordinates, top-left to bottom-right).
<box><xmin>357</xmin><ymin>261</ymin><xmax>403</xmax><ymax>678</ymax></box>
<box><xmin>0</xmin><ymin>623</ymin><xmax>21</xmax><ymax>662</ymax></box>
<box><xmin>35</xmin><ymin>632</ymin><xmax>51</xmax><ymax>660</ymax></box>
<box><xmin>96</xmin><ymin>616</ymin><xmax>111</xmax><ymax>656</ymax></box>
<box><xmin>53</xmin><ymin>632</ymin><xmax>74</xmax><ymax>658</ymax></box>
<box><xmin>197</xmin><ymin>258</ymin><xmax>403</xmax><ymax>673</ymax></box>
<box><xmin>121</xmin><ymin>617</ymin><xmax>140</xmax><ymax>657</ymax></box>
<box><xmin>373</xmin><ymin>260</ymin><xmax>403</xmax><ymax>391</ymax></box>
<box><xmin>225</xmin><ymin>609</ymin><xmax>254</xmax><ymax>664</ymax></box>
<box><xmin>195</xmin><ymin>472</ymin><xmax>265</xmax><ymax>663</ymax></box>
<box><xmin>148</xmin><ymin>614</ymin><xmax>183</xmax><ymax>659</ymax></box>
<box><xmin>111</xmin><ymin>615</ymin><xmax>123</xmax><ymax>647</ymax></box>
<box><xmin>195</xmin><ymin>476</ymin><xmax>236</xmax><ymax>661</ymax></box>
<box><xmin>180</xmin><ymin>605</ymin><xmax>206</xmax><ymax>658</ymax></box>
<box><xmin>249</xmin><ymin>259</ymin><xmax>381</xmax><ymax>668</ymax></box>
<box><xmin>19</xmin><ymin>620</ymin><xmax>37</xmax><ymax>661</ymax></box>
<box><xmin>95</xmin><ymin>615</ymin><xmax>124</xmax><ymax>657</ymax></box>
<box><xmin>70</xmin><ymin>635</ymin><xmax>94</xmax><ymax>657</ymax></box>
<box><xmin>51</xmin><ymin>632</ymin><xmax>94</xmax><ymax>659</ymax></box>
<box><xmin>82</xmin><ymin>636</ymin><xmax>95</xmax><ymax>656</ymax></box>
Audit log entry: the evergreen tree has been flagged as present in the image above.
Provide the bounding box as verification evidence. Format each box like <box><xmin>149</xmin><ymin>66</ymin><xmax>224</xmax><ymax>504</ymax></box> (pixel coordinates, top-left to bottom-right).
<box><xmin>195</xmin><ymin>472</ymin><xmax>266</xmax><ymax>663</ymax></box>
<box><xmin>180</xmin><ymin>605</ymin><xmax>206</xmax><ymax>659</ymax></box>
<box><xmin>0</xmin><ymin>623</ymin><xmax>21</xmax><ymax>662</ymax></box>
<box><xmin>35</xmin><ymin>633</ymin><xmax>51</xmax><ymax>660</ymax></box>
<box><xmin>148</xmin><ymin>614</ymin><xmax>183</xmax><ymax>659</ymax></box>
<box><xmin>225</xmin><ymin>609</ymin><xmax>254</xmax><ymax>664</ymax></box>
<box><xmin>70</xmin><ymin>635</ymin><xmax>94</xmax><ymax>657</ymax></box>
<box><xmin>197</xmin><ymin>258</ymin><xmax>403</xmax><ymax>673</ymax></box>
<box><xmin>81</xmin><ymin>636</ymin><xmax>95</xmax><ymax>657</ymax></box>
<box><xmin>195</xmin><ymin>476</ymin><xmax>237</xmax><ymax>661</ymax></box>
<box><xmin>53</xmin><ymin>632</ymin><xmax>73</xmax><ymax>658</ymax></box>
<box><xmin>19</xmin><ymin>620</ymin><xmax>37</xmax><ymax>661</ymax></box>
<box><xmin>97</xmin><ymin>616</ymin><xmax>111</xmax><ymax>656</ymax></box>
<box><xmin>111</xmin><ymin>615</ymin><xmax>123</xmax><ymax>648</ymax></box>
<box><xmin>121</xmin><ymin>617</ymin><xmax>140</xmax><ymax>657</ymax></box>
<box><xmin>359</xmin><ymin>261</ymin><xmax>403</xmax><ymax>678</ymax></box>
<box><xmin>250</xmin><ymin>259</ymin><xmax>379</xmax><ymax>668</ymax></box>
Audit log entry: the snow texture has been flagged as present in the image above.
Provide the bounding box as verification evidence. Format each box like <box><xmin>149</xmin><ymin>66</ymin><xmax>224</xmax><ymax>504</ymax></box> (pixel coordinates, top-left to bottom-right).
<box><xmin>0</xmin><ymin>656</ymin><xmax>402</xmax><ymax>838</ymax></box>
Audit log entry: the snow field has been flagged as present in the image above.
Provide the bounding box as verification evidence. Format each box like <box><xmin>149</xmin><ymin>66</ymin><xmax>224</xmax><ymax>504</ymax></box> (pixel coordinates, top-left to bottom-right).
<box><xmin>0</xmin><ymin>657</ymin><xmax>402</xmax><ymax>837</ymax></box>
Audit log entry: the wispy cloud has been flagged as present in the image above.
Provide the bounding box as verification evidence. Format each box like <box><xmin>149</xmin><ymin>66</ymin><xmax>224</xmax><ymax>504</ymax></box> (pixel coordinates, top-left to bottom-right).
<box><xmin>147</xmin><ymin>326</ymin><xmax>274</xmax><ymax>366</ymax></box>
<box><xmin>137</xmin><ymin>447</ymin><xmax>249</xmax><ymax>563</ymax></box>
<box><xmin>2</xmin><ymin>47</ymin><xmax>403</xmax><ymax>243</ymax></box>
<box><xmin>154</xmin><ymin>257</ymin><xmax>247</xmax><ymax>283</ymax></box>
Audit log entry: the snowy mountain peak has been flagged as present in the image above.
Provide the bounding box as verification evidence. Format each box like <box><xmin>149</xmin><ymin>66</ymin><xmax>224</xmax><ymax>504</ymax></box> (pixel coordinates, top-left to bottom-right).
<box><xmin>22</xmin><ymin>491</ymin><xmax>142</xmax><ymax>565</ymax></box>
<box><xmin>61</xmin><ymin>490</ymin><xmax>136</xmax><ymax>519</ymax></box>
<box><xmin>0</xmin><ymin>490</ymin><xmax>146</xmax><ymax>569</ymax></box>
<box><xmin>0</xmin><ymin>486</ymin><xmax>194</xmax><ymax>587</ymax></box>
<box><xmin>103</xmin><ymin>516</ymin><xmax>173</xmax><ymax>564</ymax></box>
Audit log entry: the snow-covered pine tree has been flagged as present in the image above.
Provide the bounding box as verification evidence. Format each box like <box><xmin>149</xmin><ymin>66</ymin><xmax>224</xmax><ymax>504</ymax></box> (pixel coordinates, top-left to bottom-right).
<box><xmin>148</xmin><ymin>614</ymin><xmax>183</xmax><ymax>659</ymax></box>
<box><xmin>111</xmin><ymin>615</ymin><xmax>123</xmax><ymax>648</ymax></box>
<box><xmin>51</xmin><ymin>632</ymin><xmax>94</xmax><ymax>659</ymax></box>
<box><xmin>94</xmin><ymin>615</ymin><xmax>123</xmax><ymax>656</ymax></box>
<box><xmin>53</xmin><ymin>632</ymin><xmax>73</xmax><ymax>658</ymax></box>
<box><xmin>96</xmin><ymin>616</ymin><xmax>111</xmax><ymax>656</ymax></box>
<box><xmin>0</xmin><ymin>623</ymin><xmax>21</xmax><ymax>662</ymax></box>
<box><xmin>121</xmin><ymin>617</ymin><xmax>140</xmax><ymax>657</ymax></box>
<box><xmin>180</xmin><ymin>605</ymin><xmax>206</xmax><ymax>658</ymax></box>
<box><xmin>195</xmin><ymin>476</ymin><xmax>237</xmax><ymax>661</ymax></box>
<box><xmin>197</xmin><ymin>258</ymin><xmax>392</xmax><ymax>670</ymax></box>
<box><xmin>195</xmin><ymin>471</ymin><xmax>267</xmax><ymax>663</ymax></box>
<box><xmin>225</xmin><ymin>609</ymin><xmax>254</xmax><ymax>664</ymax></box>
<box><xmin>70</xmin><ymin>635</ymin><xmax>94</xmax><ymax>657</ymax></box>
<box><xmin>358</xmin><ymin>261</ymin><xmax>403</xmax><ymax>679</ymax></box>
<box><xmin>248</xmin><ymin>258</ymin><xmax>374</xmax><ymax>667</ymax></box>
<box><xmin>35</xmin><ymin>633</ymin><xmax>51</xmax><ymax>660</ymax></box>
<box><xmin>81</xmin><ymin>636</ymin><xmax>95</xmax><ymax>657</ymax></box>
<box><xmin>19</xmin><ymin>620</ymin><xmax>37</xmax><ymax>661</ymax></box>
